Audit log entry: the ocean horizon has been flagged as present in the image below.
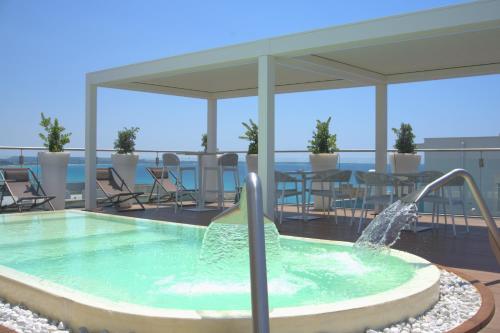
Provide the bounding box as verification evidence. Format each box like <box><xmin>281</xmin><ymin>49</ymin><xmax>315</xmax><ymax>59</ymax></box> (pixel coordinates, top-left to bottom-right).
<box><xmin>18</xmin><ymin>161</ymin><xmax>376</xmax><ymax>188</ymax></box>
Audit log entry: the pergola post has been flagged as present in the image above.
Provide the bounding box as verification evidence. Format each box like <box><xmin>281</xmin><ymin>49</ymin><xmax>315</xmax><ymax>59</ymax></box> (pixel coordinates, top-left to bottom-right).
<box><xmin>375</xmin><ymin>84</ymin><xmax>388</xmax><ymax>174</ymax></box>
<box><xmin>200</xmin><ymin>98</ymin><xmax>218</xmax><ymax>203</ymax></box>
<box><xmin>85</xmin><ymin>82</ymin><xmax>97</xmax><ymax>210</ymax></box>
<box><xmin>207</xmin><ymin>98</ymin><xmax>217</xmax><ymax>153</ymax></box>
<box><xmin>257</xmin><ymin>55</ymin><xmax>275</xmax><ymax>217</ymax></box>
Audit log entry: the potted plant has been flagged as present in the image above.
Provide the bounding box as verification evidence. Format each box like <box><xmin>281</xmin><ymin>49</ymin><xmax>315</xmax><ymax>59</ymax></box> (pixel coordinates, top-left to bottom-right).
<box><xmin>200</xmin><ymin>132</ymin><xmax>217</xmax><ymax>201</ymax></box>
<box><xmin>308</xmin><ymin>117</ymin><xmax>338</xmax><ymax>209</ymax></box>
<box><xmin>239</xmin><ymin>119</ymin><xmax>258</xmax><ymax>174</ymax></box>
<box><xmin>112</xmin><ymin>127</ymin><xmax>140</xmax><ymax>207</ymax></box>
<box><xmin>201</xmin><ymin>133</ymin><xmax>208</xmax><ymax>152</ymax></box>
<box><xmin>38</xmin><ymin>113</ymin><xmax>72</xmax><ymax>210</ymax></box>
<box><xmin>390</xmin><ymin>123</ymin><xmax>420</xmax><ymax>174</ymax></box>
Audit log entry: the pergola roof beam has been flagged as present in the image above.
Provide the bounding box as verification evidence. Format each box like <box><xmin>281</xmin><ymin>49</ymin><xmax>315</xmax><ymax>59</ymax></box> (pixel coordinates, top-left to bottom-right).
<box><xmin>101</xmin><ymin>82</ymin><xmax>212</xmax><ymax>99</ymax></box>
<box><xmin>387</xmin><ymin>62</ymin><xmax>500</xmax><ymax>84</ymax></box>
<box><xmin>277</xmin><ymin>55</ymin><xmax>386</xmax><ymax>85</ymax></box>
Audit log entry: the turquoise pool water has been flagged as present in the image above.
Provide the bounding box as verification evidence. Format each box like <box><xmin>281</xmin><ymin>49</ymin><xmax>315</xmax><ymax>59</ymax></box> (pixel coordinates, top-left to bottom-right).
<box><xmin>0</xmin><ymin>211</ymin><xmax>416</xmax><ymax>311</ymax></box>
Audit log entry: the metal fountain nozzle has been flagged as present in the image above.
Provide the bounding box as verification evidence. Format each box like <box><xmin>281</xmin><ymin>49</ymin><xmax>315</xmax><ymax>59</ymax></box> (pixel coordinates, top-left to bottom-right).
<box><xmin>401</xmin><ymin>169</ymin><xmax>500</xmax><ymax>265</ymax></box>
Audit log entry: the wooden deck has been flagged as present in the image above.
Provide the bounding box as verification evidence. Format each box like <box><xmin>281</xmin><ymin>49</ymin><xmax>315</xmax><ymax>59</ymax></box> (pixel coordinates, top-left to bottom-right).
<box><xmin>105</xmin><ymin>203</ymin><xmax>500</xmax><ymax>332</ymax></box>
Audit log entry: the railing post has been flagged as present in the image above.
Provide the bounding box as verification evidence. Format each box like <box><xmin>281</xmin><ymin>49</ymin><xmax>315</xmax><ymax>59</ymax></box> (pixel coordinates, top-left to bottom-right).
<box><xmin>246</xmin><ymin>173</ymin><xmax>270</xmax><ymax>333</ymax></box>
<box><xmin>19</xmin><ymin>149</ymin><xmax>24</xmax><ymax>166</ymax></box>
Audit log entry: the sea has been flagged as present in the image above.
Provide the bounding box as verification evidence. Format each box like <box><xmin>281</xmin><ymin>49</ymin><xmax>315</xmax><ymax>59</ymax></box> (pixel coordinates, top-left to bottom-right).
<box><xmin>23</xmin><ymin>161</ymin><xmax>375</xmax><ymax>189</ymax></box>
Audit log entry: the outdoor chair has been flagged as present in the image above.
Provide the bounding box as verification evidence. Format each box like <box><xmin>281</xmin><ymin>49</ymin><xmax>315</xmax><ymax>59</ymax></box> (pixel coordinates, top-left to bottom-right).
<box><xmin>275</xmin><ymin>171</ymin><xmax>301</xmax><ymax>224</ymax></box>
<box><xmin>356</xmin><ymin>171</ymin><xmax>396</xmax><ymax>233</ymax></box>
<box><xmin>330</xmin><ymin>169</ymin><xmax>355</xmax><ymax>222</ymax></box>
<box><xmin>306</xmin><ymin>169</ymin><xmax>353</xmax><ymax>223</ymax></box>
<box><xmin>350</xmin><ymin>171</ymin><xmax>366</xmax><ymax>225</ymax></box>
<box><xmin>159</xmin><ymin>153</ymin><xmax>198</xmax><ymax>211</ymax></box>
<box><xmin>416</xmin><ymin>171</ymin><xmax>469</xmax><ymax>236</ymax></box>
<box><xmin>0</xmin><ymin>168</ymin><xmax>55</xmax><ymax>212</ymax></box>
<box><xmin>202</xmin><ymin>153</ymin><xmax>240</xmax><ymax>209</ymax></box>
<box><xmin>96</xmin><ymin>168</ymin><xmax>145</xmax><ymax>211</ymax></box>
<box><xmin>146</xmin><ymin>166</ymin><xmax>197</xmax><ymax>210</ymax></box>
<box><xmin>413</xmin><ymin>171</ymin><xmax>445</xmax><ymax>230</ymax></box>
<box><xmin>146</xmin><ymin>167</ymin><xmax>177</xmax><ymax>202</ymax></box>
<box><xmin>162</xmin><ymin>153</ymin><xmax>197</xmax><ymax>191</ymax></box>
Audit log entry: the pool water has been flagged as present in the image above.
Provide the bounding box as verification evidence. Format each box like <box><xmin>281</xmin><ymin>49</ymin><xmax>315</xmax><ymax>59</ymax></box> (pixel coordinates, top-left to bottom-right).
<box><xmin>0</xmin><ymin>211</ymin><xmax>416</xmax><ymax>311</ymax></box>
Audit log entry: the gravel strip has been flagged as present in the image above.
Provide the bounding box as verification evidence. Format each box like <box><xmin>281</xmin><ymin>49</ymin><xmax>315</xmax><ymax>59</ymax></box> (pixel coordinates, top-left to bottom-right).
<box><xmin>366</xmin><ymin>270</ymin><xmax>481</xmax><ymax>333</ymax></box>
<box><xmin>0</xmin><ymin>270</ymin><xmax>481</xmax><ymax>333</ymax></box>
<box><xmin>0</xmin><ymin>300</ymin><xmax>68</xmax><ymax>333</ymax></box>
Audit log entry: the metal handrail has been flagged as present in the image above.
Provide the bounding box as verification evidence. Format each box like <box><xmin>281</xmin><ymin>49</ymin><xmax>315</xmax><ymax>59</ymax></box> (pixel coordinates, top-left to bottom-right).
<box><xmin>246</xmin><ymin>173</ymin><xmax>270</xmax><ymax>333</ymax></box>
<box><xmin>2</xmin><ymin>145</ymin><xmax>500</xmax><ymax>153</ymax></box>
<box><xmin>401</xmin><ymin>168</ymin><xmax>500</xmax><ymax>264</ymax></box>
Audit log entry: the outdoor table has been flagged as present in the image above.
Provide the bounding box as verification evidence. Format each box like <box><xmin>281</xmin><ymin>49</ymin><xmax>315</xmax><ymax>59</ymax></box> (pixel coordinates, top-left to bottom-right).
<box><xmin>392</xmin><ymin>173</ymin><xmax>419</xmax><ymax>198</ymax></box>
<box><xmin>282</xmin><ymin>170</ymin><xmax>321</xmax><ymax>221</ymax></box>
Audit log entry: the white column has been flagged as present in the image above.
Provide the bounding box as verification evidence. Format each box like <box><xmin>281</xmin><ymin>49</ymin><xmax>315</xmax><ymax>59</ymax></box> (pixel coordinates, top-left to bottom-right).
<box><xmin>375</xmin><ymin>84</ymin><xmax>388</xmax><ymax>173</ymax></box>
<box><xmin>257</xmin><ymin>55</ymin><xmax>276</xmax><ymax>217</ymax></box>
<box><xmin>202</xmin><ymin>98</ymin><xmax>218</xmax><ymax>203</ymax></box>
<box><xmin>85</xmin><ymin>82</ymin><xmax>97</xmax><ymax>210</ymax></box>
<box><xmin>207</xmin><ymin>98</ymin><xmax>217</xmax><ymax>153</ymax></box>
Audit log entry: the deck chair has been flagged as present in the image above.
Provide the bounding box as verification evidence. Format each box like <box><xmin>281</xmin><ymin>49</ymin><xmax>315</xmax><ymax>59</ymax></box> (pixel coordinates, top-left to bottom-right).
<box><xmin>96</xmin><ymin>168</ymin><xmax>145</xmax><ymax>211</ymax></box>
<box><xmin>146</xmin><ymin>167</ymin><xmax>177</xmax><ymax>203</ymax></box>
<box><xmin>0</xmin><ymin>168</ymin><xmax>55</xmax><ymax>212</ymax></box>
<box><xmin>146</xmin><ymin>167</ymin><xmax>198</xmax><ymax>207</ymax></box>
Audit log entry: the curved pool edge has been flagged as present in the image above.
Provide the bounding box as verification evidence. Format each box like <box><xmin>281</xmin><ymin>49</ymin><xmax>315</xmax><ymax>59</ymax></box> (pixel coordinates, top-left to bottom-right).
<box><xmin>0</xmin><ymin>226</ymin><xmax>440</xmax><ymax>333</ymax></box>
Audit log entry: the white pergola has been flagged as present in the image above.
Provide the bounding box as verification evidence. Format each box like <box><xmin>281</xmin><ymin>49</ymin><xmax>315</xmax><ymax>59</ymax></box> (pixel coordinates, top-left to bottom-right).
<box><xmin>85</xmin><ymin>0</ymin><xmax>500</xmax><ymax>216</ymax></box>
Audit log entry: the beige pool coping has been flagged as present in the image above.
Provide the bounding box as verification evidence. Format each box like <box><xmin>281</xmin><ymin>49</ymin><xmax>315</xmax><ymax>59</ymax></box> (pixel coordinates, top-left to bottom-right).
<box><xmin>0</xmin><ymin>210</ymin><xmax>441</xmax><ymax>333</ymax></box>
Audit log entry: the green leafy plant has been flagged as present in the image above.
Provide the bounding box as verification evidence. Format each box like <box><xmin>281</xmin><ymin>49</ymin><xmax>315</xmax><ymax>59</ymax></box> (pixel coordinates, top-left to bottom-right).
<box><xmin>308</xmin><ymin>117</ymin><xmax>338</xmax><ymax>154</ymax></box>
<box><xmin>114</xmin><ymin>127</ymin><xmax>140</xmax><ymax>154</ymax></box>
<box><xmin>392</xmin><ymin>123</ymin><xmax>416</xmax><ymax>154</ymax></box>
<box><xmin>201</xmin><ymin>133</ymin><xmax>208</xmax><ymax>152</ymax></box>
<box><xmin>39</xmin><ymin>113</ymin><xmax>72</xmax><ymax>152</ymax></box>
<box><xmin>239</xmin><ymin>119</ymin><xmax>258</xmax><ymax>154</ymax></box>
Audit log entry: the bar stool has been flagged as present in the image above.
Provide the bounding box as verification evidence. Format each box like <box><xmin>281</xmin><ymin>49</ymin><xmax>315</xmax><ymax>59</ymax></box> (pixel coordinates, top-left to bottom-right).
<box><xmin>202</xmin><ymin>153</ymin><xmax>240</xmax><ymax>209</ymax></box>
<box><xmin>162</xmin><ymin>153</ymin><xmax>197</xmax><ymax>211</ymax></box>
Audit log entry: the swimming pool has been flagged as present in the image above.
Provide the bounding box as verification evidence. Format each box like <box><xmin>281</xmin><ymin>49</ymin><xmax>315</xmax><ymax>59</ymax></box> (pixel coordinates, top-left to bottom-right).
<box><xmin>0</xmin><ymin>210</ymin><xmax>439</xmax><ymax>333</ymax></box>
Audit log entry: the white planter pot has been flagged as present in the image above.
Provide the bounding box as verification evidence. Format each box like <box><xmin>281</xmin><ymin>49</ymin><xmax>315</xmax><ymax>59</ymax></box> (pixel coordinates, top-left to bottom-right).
<box><xmin>111</xmin><ymin>153</ymin><xmax>139</xmax><ymax>207</ymax></box>
<box><xmin>246</xmin><ymin>154</ymin><xmax>258</xmax><ymax>175</ymax></box>
<box><xmin>390</xmin><ymin>153</ymin><xmax>421</xmax><ymax>174</ymax></box>
<box><xmin>38</xmin><ymin>152</ymin><xmax>70</xmax><ymax>210</ymax></box>
<box><xmin>309</xmin><ymin>153</ymin><xmax>339</xmax><ymax>209</ymax></box>
<box><xmin>201</xmin><ymin>154</ymin><xmax>218</xmax><ymax>202</ymax></box>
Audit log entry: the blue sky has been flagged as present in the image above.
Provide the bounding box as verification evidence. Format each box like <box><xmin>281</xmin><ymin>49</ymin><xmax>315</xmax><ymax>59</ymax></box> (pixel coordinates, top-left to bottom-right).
<box><xmin>1</xmin><ymin>0</ymin><xmax>499</xmax><ymax>160</ymax></box>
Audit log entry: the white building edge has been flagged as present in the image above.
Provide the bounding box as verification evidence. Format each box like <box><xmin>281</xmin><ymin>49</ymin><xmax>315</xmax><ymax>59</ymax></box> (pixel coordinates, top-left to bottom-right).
<box><xmin>85</xmin><ymin>0</ymin><xmax>500</xmax><ymax>215</ymax></box>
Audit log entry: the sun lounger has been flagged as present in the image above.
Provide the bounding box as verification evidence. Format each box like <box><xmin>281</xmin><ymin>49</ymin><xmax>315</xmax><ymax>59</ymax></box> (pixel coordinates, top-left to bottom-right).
<box><xmin>96</xmin><ymin>168</ymin><xmax>145</xmax><ymax>211</ymax></box>
<box><xmin>0</xmin><ymin>168</ymin><xmax>55</xmax><ymax>212</ymax></box>
<box><xmin>146</xmin><ymin>167</ymin><xmax>197</xmax><ymax>206</ymax></box>
<box><xmin>145</xmin><ymin>167</ymin><xmax>177</xmax><ymax>202</ymax></box>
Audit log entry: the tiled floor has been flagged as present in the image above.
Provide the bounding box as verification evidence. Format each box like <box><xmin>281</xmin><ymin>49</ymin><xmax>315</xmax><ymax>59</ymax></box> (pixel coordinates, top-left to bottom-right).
<box><xmin>102</xmin><ymin>203</ymin><xmax>500</xmax><ymax>332</ymax></box>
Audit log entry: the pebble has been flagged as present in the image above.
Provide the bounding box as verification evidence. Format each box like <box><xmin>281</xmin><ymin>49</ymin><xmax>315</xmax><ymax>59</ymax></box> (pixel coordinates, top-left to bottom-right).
<box><xmin>366</xmin><ymin>270</ymin><xmax>481</xmax><ymax>333</ymax></box>
<box><xmin>0</xmin><ymin>300</ymin><xmax>61</xmax><ymax>333</ymax></box>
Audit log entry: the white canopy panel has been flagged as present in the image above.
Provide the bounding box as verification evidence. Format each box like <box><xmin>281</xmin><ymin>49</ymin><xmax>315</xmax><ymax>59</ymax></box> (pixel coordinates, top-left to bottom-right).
<box><xmin>88</xmin><ymin>0</ymin><xmax>500</xmax><ymax>99</ymax></box>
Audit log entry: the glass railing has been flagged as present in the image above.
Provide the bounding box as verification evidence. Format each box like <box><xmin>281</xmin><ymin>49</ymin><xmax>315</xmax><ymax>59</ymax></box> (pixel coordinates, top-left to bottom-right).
<box><xmin>1</xmin><ymin>146</ymin><xmax>499</xmax><ymax>217</ymax></box>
